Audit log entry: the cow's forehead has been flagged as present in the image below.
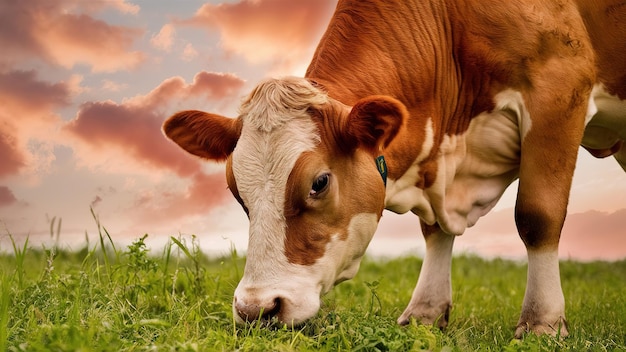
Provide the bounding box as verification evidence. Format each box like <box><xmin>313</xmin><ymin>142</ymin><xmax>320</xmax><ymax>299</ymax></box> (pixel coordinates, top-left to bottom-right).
<box><xmin>238</xmin><ymin>77</ymin><xmax>328</xmax><ymax>132</ymax></box>
<box><xmin>232</xmin><ymin>115</ymin><xmax>320</xmax><ymax>210</ymax></box>
<box><xmin>231</xmin><ymin>77</ymin><xmax>328</xmax><ymax>215</ymax></box>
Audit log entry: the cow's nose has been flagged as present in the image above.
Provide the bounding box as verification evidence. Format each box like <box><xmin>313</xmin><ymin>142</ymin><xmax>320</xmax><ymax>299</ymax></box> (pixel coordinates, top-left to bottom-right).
<box><xmin>234</xmin><ymin>296</ymin><xmax>281</xmax><ymax>322</ymax></box>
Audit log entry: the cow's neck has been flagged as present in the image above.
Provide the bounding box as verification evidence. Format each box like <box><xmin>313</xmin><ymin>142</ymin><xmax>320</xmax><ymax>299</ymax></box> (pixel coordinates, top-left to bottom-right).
<box><xmin>307</xmin><ymin>1</ymin><xmax>455</xmax><ymax>106</ymax></box>
<box><xmin>306</xmin><ymin>1</ymin><xmax>465</xmax><ymax>185</ymax></box>
<box><xmin>306</xmin><ymin>0</ymin><xmax>462</xmax><ymax>179</ymax></box>
<box><xmin>306</xmin><ymin>0</ymin><xmax>522</xmax><ymax>235</ymax></box>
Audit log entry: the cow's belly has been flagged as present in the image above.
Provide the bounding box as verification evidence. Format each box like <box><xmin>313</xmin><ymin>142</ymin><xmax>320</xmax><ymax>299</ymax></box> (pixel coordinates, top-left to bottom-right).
<box><xmin>582</xmin><ymin>85</ymin><xmax>626</xmax><ymax>152</ymax></box>
<box><xmin>385</xmin><ymin>90</ymin><xmax>526</xmax><ymax>235</ymax></box>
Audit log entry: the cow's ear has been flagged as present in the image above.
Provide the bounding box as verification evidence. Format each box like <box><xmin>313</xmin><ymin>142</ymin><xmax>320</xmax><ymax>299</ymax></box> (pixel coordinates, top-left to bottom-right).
<box><xmin>346</xmin><ymin>95</ymin><xmax>406</xmax><ymax>152</ymax></box>
<box><xmin>163</xmin><ymin>110</ymin><xmax>242</xmax><ymax>161</ymax></box>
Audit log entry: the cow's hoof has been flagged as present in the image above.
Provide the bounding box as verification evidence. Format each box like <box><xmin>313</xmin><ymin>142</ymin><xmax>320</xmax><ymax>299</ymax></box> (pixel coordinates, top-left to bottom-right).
<box><xmin>514</xmin><ymin>317</ymin><xmax>569</xmax><ymax>339</ymax></box>
<box><xmin>397</xmin><ymin>302</ymin><xmax>451</xmax><ymax>330</ymax></box>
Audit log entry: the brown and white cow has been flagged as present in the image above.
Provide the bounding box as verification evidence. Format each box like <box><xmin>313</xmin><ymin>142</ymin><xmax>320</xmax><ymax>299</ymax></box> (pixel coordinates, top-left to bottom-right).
<box><xmin>163</xmin><ymin>0</ymin><xmax>626</xmax><ymax>338</ymax></box>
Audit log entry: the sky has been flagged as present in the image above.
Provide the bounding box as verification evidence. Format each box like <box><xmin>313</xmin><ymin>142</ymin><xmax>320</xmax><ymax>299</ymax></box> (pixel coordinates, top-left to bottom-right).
<box><xmin>0</xmin><ymin>0</ymin><xmax>625</xmax><ymax>262</ymax></box>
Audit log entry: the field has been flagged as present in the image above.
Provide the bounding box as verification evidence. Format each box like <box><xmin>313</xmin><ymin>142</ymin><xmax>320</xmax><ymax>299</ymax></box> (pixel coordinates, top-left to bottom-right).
<box><xmin>1</xmin><ymin>231</ymin><xmax>625</xmax><ymax>351</ymax></box>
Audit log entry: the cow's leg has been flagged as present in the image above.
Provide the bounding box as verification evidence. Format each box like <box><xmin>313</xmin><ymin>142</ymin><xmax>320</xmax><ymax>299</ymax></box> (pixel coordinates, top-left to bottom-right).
<box><xmin>398</xmin><ymin>223</ymin><xmax>454</xmax><ymax>329</ymax></box>
<box><xmin>513</xmin><ymin>82</ymin><xmax>590</xmax><ymax>338</ymax></box>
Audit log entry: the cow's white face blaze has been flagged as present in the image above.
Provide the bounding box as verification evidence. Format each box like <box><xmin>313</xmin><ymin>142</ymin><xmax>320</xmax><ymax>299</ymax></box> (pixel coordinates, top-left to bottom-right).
<box><xmin>163</xmin><ymin>77</ymin><xmax>406</xmax><ymax>326</ymax></box>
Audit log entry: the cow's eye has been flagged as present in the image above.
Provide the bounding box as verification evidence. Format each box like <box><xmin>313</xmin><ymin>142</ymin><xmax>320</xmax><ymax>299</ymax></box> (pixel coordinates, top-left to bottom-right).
<box><xmin>310</xmin><ymin>173</ymin><xmax>330</xmax><ymax>197</ymax></box>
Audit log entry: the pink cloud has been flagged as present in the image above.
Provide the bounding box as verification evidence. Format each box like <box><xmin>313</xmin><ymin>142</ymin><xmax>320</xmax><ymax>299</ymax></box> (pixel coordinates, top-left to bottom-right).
<box><xmin>0</xmin><ymin>70</ymin><xmax>71</xmax><ymax>117</ymax></box>
<box><xmin>66</xmin><ymin>99</ymin><xmax>202</xmax><ymax>177</ymax></box>
<box><xmin>101</xmin><ymin>79</ymin><xmax>129</xmax><ymax>93</ymax></box>
<box><xmin>0</xmin><ymin>70</ymin><xmax>73</xmax><ymax>180</ymax></box>
<box><xmin>0</xmin><ymin>0</ymin><xmax>144</xmax><ymax>72</ymax></box>
<box><xmin>129</xmin><ymin>71</ymin><xmax>244</xmax><ymax>109</ymax></box>
<box><xmin>0</xmin><ymin>124</ymin><xmax>25</xmax><ymax>178</ymax></box>
<box><xmin>131</xmin><ymin>172</ymin><xmax>232</xmax><ymax>226</ymax></box>
<box><xmin>65</xmin><ymin>71</ymin><xmax>244</xmax><ymax>175</ymax></box>
<box><xmin>151</xmin><ymin>24</ymin><xmax>176</xmax><ymax>52</ymax></box>
<box><xmin>0</xmin><ymin>186</ymin><xmax>17</xmax><ymax>207</ymax></box>
<box><xmin>64</xmin><ymin>71</ymin><xmax>245</xmax><ymax>222</ymax></box>
<box><xmin>186</xmin><ymin>0</ymin><xmax>335</xmax><ymax>70</ymax></box>
<box><xmin>560</xmin><ymin>209</ymin><xmax>626</xmax><ymax>261</ymax></box>
<box><xmin>460</xmin><ymin>207</ymin><xmax>626</xmax><ymax>261</ymax></box>
<box><xmin>66</xmin><ymin>0</ymin><xmax>140</xmax><ymax>15</ymax></box>
<box><xmin>181</xmin><ymin>43</ymin><xmax>199</xmax><ymax>62</ymax></box>
<box><xmin>188</xmin><ymin>71</ymin><xmax>245</xmax><ymax>99</ymax></box>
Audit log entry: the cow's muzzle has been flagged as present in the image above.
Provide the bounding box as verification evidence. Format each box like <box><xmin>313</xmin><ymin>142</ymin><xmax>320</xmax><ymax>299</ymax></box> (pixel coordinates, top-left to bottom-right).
<box><xmin>234</xmin><ymin>296</ymin><xmax>282</xmax><ymax>323</ymax></box>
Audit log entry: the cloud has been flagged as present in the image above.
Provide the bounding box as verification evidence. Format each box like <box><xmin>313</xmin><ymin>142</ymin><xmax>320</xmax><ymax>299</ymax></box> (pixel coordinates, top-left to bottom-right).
<box><xmin>186</xmin><ymin>0</ymin><xmax>335</xmax><ymax>70</ymax></box>
<box><xmin>458</xmin><ymin>207</ymin><xmax>626</xmax><ymax>261</ymax></box>
<box><xmin>66</xmin><ymin>98</ymin><xmax>201</xmax><ymax>177</ymax></box>
<box><xmin>560</xmin><ymin>209</ymin><xmax>626</xmax><ymax>261</ymax></box>
<box><xmin>151</xmin><ymin>24</ymin><xmax>176</xmax><ymax>52</ymax></box>
<box><xmin>69</xmin><ymin>0</ymin><xmax>140</xmax><ymax>15</ymax></box>
<box><xmin>131</xmin><ymin>172</ymin><xmax>233</xmax><ymax>226</ymax></box>
<box><xmin>0</xmin><ymin>186</ymin><xmax>17</xmax><ymax>207</ymax></box>
<box><xmin>0</xmin><ymin>70</ymin><xmax>74</xmax><ymax>180</ymax></box>
<box><xmin>64</xmin><ymin>73</ymin><xmax>243</xmax><ymax>173</ymax></box>
<box><xmin>111</xmin><ymin>0</ymin><xmax>140</xmax><ymax>15</ymax></box>
<box><xmin>101</xmin><ymin>79</ymin><xmax>129</xmax><ymax>93</ymax></box>
<box><xmin>64</xmin><ymin>71</ymin><xmax>245</xmax><ymax>221</ymax></box>
<box><xmin>0</xmin><ymin>124</ymin><xmax>26</xmax><ymax>178</ymax></box>
<box><xmin>0</xmin><ymin>0</ymin><xmax>144</xmax><ymax>72</ymax></box>
<box><xmin>124</xmin><ymin>71</ymin><xmax>245</xmax><ymax>110</ymax></box>
<box><xmin>181</xmin><ymin>43</ymin><xmax>199</xmax><ymax>62</ymax></box>
<box><xmin>0</xmin><ymin>70</ymin><xmax>71</xmax><ymax>117</ymax></box>
<box><xmin>40</xmin><ymin>13</ymin><xmax>145</xmax><ymax>72</ymax></box>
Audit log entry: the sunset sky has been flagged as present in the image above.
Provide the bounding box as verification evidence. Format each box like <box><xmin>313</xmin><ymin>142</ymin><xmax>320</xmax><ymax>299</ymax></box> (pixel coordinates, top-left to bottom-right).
<box><xmin>1</xmin><ymin>0</ymin><xmax>624</xmax><ymax>261</ymax></box>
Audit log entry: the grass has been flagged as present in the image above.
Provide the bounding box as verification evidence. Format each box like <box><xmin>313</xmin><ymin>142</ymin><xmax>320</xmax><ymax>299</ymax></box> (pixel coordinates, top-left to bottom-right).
<box><xmin>0</xmin><ymin>229</ymin><xmax>625</xmax><ymax>351</ymax></box>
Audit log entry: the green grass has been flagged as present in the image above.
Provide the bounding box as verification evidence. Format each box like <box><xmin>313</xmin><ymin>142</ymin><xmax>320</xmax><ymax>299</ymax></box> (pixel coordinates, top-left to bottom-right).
<box><xmin>0</xmin><ymin>232</ymin><xmax>625</xmax><ymax>351</ymax></box>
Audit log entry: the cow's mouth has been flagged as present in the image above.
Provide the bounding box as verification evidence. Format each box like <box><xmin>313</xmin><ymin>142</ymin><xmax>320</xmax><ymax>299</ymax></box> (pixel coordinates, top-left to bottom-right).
<box><xmin>235</xmin><ymin>297</ymin><xmax>283</xmax><ymax>325</ymax></box>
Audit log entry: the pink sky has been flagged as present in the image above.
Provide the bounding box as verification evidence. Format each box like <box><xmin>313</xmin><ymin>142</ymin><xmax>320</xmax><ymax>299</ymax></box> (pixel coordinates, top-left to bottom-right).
<box><xmin>0</xmin><ymin>0</ymin><xmax>624</xmax><ymax>261</ymax></box>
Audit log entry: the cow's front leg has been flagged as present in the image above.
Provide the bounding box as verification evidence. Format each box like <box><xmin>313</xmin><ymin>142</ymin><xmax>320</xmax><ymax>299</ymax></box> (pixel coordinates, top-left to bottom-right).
<box><xmin>513</xmin><ymin>76</ymin><xmax>591</xmax><ymax>338</ymax></box>
<box><xmin>515</xmin><ymin>248</ymin><xmax>567</xmax><ymax>338</ymax></box>
<box><xmin>515</xmin><ymin>161</ymin><xmax>571</xmax><ymax>339</ymax></box>
<box><xmin>515</xmin><ymin>172</ymin><xmax>571</xmax><ymax>338</ymax></box>
<box><xmin>398</xmin><ymin>223</ymin><xmax>454</xmax><ymax>329</ymax></box>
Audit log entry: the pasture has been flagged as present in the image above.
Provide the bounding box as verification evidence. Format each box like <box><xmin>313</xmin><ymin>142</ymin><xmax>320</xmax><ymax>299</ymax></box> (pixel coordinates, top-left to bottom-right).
<box><xmin>1</xmin><ymin>230</ymin><xmax>625</xmax><ymax>351</ymax></box>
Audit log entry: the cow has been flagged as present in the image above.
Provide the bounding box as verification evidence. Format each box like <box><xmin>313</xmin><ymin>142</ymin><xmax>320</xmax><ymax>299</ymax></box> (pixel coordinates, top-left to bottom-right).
<box><xmin>163</xmin><ymin>0</ymin><xmax>626</xmax><ymax>338</ymax></box>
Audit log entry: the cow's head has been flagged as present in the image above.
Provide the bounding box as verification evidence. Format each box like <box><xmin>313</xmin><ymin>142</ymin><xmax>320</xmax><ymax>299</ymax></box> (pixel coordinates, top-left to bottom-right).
<box><xmin>163</xmin><ymin>77</ymin><xmax>406</xmax><ymax>326</ymax></box>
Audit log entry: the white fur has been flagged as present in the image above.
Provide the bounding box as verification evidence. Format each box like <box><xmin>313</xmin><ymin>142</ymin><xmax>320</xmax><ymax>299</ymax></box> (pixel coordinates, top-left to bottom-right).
<box><xmin>581</xmin><ymin>85</ymin><xmax>626</xmax><ymax>171</ymax></box>
<box><xmin>398</xmin><ymin>230</ymin><xmax>455</xmax><ymax>325</ymax></box>
<box><xmin>384</xmin><ymin>89</ymin><xmax>525</xmax><ymax>236</ymax></box>
<box><xmin>520</xmin><ymin>250</ymin><xmax>565</xmax><ymax>326</ymax></box>
<box><xmin>231</xmin><ymin>78</ymin><xmax>382</xmax><ymax>326</ymax></box>
<box><xmin>496</xmin><ymin>89</ymin><xmax>532</xmax><ymax>142</ymax></box>
<box><xmin>232</xmin><ymin>78</ymin><xmax>327</xmax><ymax>325</ymax></box>
<box><xmin>584</xmin><ymin>85</ymin><xmax>600</xmax><ymax>125</ymax></box>
<box><xmin>385</xmin><ymin>118</ymin><xmax>435</xmax><ymax>219</ymax></box>
<box><xmin>316</xmin><ymin>213</ymin><xmax>380</xmax><ymax>293</ymax></box>
<box><xmin>582</xmin><ymin>85</ymin><xmax>626</xmax><ymax>145</ymax></box>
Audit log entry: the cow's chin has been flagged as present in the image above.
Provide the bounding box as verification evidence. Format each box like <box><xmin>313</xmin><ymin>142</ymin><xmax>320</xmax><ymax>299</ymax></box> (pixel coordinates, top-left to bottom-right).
<box><xmin>334</xmin><ymin>261</ymin><xmax>361</xmax><ymax>286</ymax></box>
<box><xmin>326</xmin><ymin>212</ymin><xmax>380</xmax><ymax>288</ymax></box>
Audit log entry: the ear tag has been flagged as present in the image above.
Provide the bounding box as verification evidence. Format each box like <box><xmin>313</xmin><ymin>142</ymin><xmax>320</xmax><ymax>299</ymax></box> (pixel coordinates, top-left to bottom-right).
<box><xmin>376</xmin><ymin>155</ymin><xmax>388</xmax><ymax>186</ymax></box>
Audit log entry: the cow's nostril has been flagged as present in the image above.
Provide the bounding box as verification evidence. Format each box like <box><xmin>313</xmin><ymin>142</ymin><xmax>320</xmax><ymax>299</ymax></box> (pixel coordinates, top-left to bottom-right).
<box><xmin>235</xmin><ymin>297</ymin><xmax>282</xmax><ymax>323</ymax></box>
<box><xmin>261</xmin><ymin>297</ymin><xmax>281</xmax><ymax>320</ymax></box>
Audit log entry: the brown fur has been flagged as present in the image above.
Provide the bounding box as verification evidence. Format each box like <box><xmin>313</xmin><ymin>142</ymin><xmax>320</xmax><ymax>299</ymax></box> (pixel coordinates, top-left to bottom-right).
<box><xmin>283</xmin><ymin>97</ymin><xmax>405</xmax><ymax>265</ymax></box>
<box><xmin>303</xmin><ymin>0</ymin><xmax>620</xmax><ymax>251</ymax></box>
<box><xmin>163</xmin><ymin>0</ymin><xmax>625</xmax><ymax>336</ymax></box>
<box><xmin>163</xmin><ymin>110</ymin><xmax>242</xmax><ymax>161</ymax></box>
